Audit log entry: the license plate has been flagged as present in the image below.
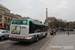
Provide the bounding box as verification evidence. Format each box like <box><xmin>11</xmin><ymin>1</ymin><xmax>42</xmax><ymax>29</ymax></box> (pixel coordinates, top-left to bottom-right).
<box><xmin>15</xmin><ymin>36</ymin><xmax>20</xmax><ymax>38</ymax></box>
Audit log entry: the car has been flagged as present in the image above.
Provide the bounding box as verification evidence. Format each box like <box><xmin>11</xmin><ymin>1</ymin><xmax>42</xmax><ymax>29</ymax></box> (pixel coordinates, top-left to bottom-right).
<box><xmin>70</xmin><ymin>29</ymin><xmax>73</xmax><ymax>31</ymax></box>
<box><xmin>0</xmin><ymin>30</ymin><xmax>10</xmax><ymax>40</ymax></box>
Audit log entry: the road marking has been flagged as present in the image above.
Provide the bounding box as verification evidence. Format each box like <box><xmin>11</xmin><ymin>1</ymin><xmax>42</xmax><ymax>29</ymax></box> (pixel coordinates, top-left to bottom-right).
<box><xmin>0</xmin><ymin>40</ymin><xmax>11</xmax><ymax>44</ymax></box>
<box><xmin>40</xmin><ymin>36</ymin><xmax>54</xmax><ymax>50</ymax></box>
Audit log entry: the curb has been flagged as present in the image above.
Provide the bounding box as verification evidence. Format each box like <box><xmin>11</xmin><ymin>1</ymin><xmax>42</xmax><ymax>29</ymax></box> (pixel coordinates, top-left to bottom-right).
<box><xmin>40</xmin><ymin>36</ymin><xmax>54</xmax><ymax>50</ymax></box>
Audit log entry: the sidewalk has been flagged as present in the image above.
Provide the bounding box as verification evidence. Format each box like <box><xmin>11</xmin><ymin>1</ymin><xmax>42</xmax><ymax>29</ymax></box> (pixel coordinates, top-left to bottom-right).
<box><xmin>44</xmin><ymin>35</ymin><xmax>75</xmax><ymax>50</ymax></box>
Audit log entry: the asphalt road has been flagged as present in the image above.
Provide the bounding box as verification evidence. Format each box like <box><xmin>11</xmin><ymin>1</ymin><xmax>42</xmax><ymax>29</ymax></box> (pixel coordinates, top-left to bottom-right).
<box><xmin>0</xmin><ymin>31</ymin><xmax>75</xmax><ymax>50</ymax></box>
<box><xmin>0</xmin><ymin>34</ymin><xmax>51</xmax><ymax>50</ymax></box>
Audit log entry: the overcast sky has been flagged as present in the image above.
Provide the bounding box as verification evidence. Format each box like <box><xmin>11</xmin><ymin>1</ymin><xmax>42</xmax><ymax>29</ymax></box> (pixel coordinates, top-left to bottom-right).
<box><xmin>0</xmin><ymin>0</ymin><xmax>75</xmax><ymax>23</ymax></box>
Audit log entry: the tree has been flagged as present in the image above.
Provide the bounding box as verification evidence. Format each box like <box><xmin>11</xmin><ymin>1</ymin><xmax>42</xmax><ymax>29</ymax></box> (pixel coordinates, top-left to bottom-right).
<box><xmin>48</xmin><ymin>19</ymin><xmax>67</xmax><ymax>28</ymax></box>
<box><xmin>4</xmin><ymin>23</ymin><xmax>10</xmax><ymax>28</ymax></box>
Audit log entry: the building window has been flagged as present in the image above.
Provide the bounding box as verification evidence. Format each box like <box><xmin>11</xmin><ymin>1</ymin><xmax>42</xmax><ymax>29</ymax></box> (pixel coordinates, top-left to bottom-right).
<box><xmin>4</xmin><ymin>17</ymin><xmax>7</xmax><ymax>22</ymax></box>
<box><xmin>8</xmin><ymin>18</ymin><xmax>10</xmax><ymax>22</ymax></box>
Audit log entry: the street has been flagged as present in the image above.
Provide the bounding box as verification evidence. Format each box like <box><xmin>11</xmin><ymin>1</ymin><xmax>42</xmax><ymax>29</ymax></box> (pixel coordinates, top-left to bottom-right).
<box><xmin>0</xmin><ymin>34</ymin><xmax>51</xmax><ymax>50</ymax></box>
<box><xmin>0</xmin><ymin>31</ymin><xmax>75</xmax><ymax>50</ymax></box>
<box><xmin>0</xmin><ymin>1</ymin><xmax>75</xmax><ymax>50</ymax></box>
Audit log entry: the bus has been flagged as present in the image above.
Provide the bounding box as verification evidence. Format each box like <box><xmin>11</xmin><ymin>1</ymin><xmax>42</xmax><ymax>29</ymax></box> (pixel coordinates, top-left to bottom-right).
<box><xmin>9</xmin><ymin>19</ymin><xmax>48</xmax><ymax>42</ymax></box>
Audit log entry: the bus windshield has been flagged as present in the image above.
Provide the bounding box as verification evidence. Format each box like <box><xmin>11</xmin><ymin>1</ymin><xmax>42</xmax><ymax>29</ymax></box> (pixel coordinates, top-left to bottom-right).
<box><xmin>12</xmin><ymin>20</ymin><xmax>27</xmax><ymax>25</ymax></box>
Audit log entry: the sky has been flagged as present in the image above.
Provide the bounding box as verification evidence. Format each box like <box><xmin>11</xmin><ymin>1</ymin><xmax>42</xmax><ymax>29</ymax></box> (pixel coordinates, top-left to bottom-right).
<box><xmin>0</xmin><ymin>0</ymin><xmax>75</xmax><ymax>23</ymax></box>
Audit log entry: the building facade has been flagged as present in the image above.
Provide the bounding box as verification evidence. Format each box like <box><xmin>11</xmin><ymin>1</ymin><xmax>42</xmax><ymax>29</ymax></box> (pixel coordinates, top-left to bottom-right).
<box><xmin>44</xmin><ymin>17</ymin><xmax>56</xmax><ymax>26</ymax></box>
<box><xmin>44</xmin><ymin>8</ymin><xmax>56</xmax><ymax>26</ymax></box>
<box><xmin>0</xmin><ymin>4</ymin><xmax>22</xmax><ymax>27</ymax></box>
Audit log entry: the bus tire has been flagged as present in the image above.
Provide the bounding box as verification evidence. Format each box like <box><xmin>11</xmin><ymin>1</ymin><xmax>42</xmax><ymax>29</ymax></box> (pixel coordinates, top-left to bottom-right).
<box><xmin>35</xmin><ymin>36</ymin><xmax>39</xmax><ymax>42</ymax></box>
<box><xmin>36</xmin><ymin>37</ymin><xmax>39</xmax><ymax>42</ymax></box>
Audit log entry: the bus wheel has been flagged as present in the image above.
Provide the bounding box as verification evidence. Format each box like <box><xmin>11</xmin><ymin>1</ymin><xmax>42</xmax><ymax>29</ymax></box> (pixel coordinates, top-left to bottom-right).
<box><xmin>36</xmin><ymin>37</ymin><xmax>39</xmax><ymax>42</ymax></box>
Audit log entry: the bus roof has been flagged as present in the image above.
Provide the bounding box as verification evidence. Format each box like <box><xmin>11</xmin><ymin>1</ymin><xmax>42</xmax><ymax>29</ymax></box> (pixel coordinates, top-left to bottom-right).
<box><xmin>11</xmin><ymin>19</ymin><xmax>48</xmax><ymax>27</ymax></box>
<box><xmin>28</xmin><ymin>20</ymin><xmax>48</xmax><ymax>27</ymax></box>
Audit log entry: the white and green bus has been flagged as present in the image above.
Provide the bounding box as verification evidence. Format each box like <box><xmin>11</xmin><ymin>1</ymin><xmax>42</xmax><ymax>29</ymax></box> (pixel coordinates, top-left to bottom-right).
<box><xmin>9</xmin><ymin>19</ymin><xmax>48</xmax><ymax>42</ymax></box>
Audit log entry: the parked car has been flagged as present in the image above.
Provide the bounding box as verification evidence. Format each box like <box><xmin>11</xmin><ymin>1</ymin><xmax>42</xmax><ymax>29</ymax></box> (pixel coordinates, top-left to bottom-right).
<box><xmin>70</xmin><ymin>29</ymin><xmax>73</xmax><ymax>31</ymax></box>
<box><xmin>0</xmin><ymin>30</ymin><xmax>10</xmax><ymax>40</ymax></box>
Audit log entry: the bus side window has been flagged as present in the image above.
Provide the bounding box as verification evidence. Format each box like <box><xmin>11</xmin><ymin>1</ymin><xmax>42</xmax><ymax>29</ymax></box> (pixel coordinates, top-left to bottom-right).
<box><xmin>34</xmin><ymin>30</ymin><xmax>42</xmax><ymax>33</ymax></box>
<box><xmin>37</xmin><ymin>30</ymin><xmax>42</xmax><ymax>33</ymax></box>
<box><xmin>29</xmin><ymin>22</ymin><xmax>35</xmax><ymax>34</ymax></box>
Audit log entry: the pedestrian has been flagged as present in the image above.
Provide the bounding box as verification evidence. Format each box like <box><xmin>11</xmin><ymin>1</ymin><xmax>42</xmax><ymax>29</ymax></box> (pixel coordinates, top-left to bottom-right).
<box><xmin>54</xmin><ymin>29</ymin><xmax>56</xmax><ymax>35</ymax></box>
